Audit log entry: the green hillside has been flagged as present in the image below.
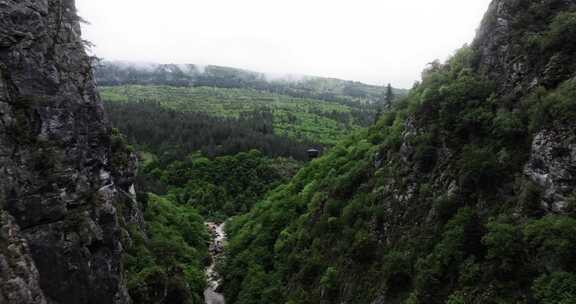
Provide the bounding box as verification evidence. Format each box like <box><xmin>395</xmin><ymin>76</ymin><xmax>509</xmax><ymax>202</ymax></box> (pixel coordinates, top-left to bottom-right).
<box><xmin>100</xmin><ymin>85</ymin><xmax>373</xmax><ymax>145</ymax></box>
<box><xmin>94</xmin><ymin>61</ymin><xmax>408</xmax><ymax>104</ymax></box>
<box><xmin>219</xmin><ymin>3</ymin><xmax>576</xmax><ymax>303</ymax></box>
<box><xmin>99</xmin><ymin>3</ymin><xmax>576</xmax><ymax>304</ymax></box>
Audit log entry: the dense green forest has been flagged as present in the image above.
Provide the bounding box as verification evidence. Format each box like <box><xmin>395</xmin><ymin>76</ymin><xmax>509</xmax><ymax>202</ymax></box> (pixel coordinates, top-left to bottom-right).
<box><xmin>105</xmin><ymin>100</ymin><xmax>315</xmax><ymax>161</ymax></box>
<box><xmin>101</xmin><ymin>85</ymin><xmax>375</xmax><ymax>146</ymax></box>
<box><xmin>101</xmin><ymin>77</ymin><xmax>346</xmax><ymax>303</ymax></box>
<box><xmin>221</xmin><ymin>56</ymin><xmax>576</xmax><ymax>303</ymax></box>
<box><xmin>140</xmin><ymin>150</ymin><xmax>300</xmax><ymax>221</ymax></box>
<box><xmin>218</xmin><ymin>4</ymin><xmax>576</xmax><ymax>304</ymax></box>
<box><xmin>2</xmin><ymin>0</ymin><xmax>575</xmax><ymax>303</ymax></box>
<box><xmin>123</xmin><ymin>193</ymin><xmax>209</xmax><ymax>304</ymax></box>
<box><xmin>112</xmin><ymin>131</ymin><xmax>301</xmax><ymax>303</ymax></box>
<box><xmin>100</xmin><ymin>2</ymin><xmax>576</xmax><ymax>304</ymax></box>
<box><xmin>99</xmin><ymin>64</ymin><xmax>396</xmax><ymax>304</ymax></box>
<box><xmin>110</xmin><ymin>130</ymin><xmax>211</xmax><ymax>304</ymax></box>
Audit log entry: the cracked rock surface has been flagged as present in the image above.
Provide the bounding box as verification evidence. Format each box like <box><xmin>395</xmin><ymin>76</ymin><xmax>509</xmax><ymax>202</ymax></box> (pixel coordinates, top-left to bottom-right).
<box><xmin>0</xmin><ymin>1</ymin><xmax>140</xmax><ymax>303</ymax></box>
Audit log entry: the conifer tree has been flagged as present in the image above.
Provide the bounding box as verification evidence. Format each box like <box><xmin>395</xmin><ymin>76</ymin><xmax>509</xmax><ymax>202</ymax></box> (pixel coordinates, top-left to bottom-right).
<box><xmin>385</xmin><ymin>83</ymin><xmax>394</xmax><ymax>109</ymax></box>
<box><xmin>374</xmin><ymin>83</ymin><xmax>394</xmax><ymax>123</ymax></box>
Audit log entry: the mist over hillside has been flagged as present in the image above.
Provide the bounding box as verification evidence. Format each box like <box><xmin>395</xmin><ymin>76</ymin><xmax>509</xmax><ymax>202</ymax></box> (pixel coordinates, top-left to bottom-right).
<box><xmin>94</xmin><ymin>60</ymin><xmax>408</xmax><ymax>104</ymax></box>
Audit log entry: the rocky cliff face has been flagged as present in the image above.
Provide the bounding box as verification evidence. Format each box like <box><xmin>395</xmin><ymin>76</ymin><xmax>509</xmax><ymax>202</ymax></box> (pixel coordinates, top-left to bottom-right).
<box><xmin>0</xmin><ymin>211</ymin><xmax>46</xmax><ymax>304</ymax></box>
<box><xmin>473</xmin><ymin>0</ymin><xmax>576</xmax><ymax>213</ymax></box>
<box><xmin>474</xmin><ymin>0</ymin><xmax>576</xmax><ymax>94</ymax></box>
<box><xmin>524</xmin><ymin>126</ymin><xmax>576</xmax><ymax>213</ymax></box>
<box><xmin>0</xmin><ymin>1</ymin><xmax>141</xmax><ymax>303</ymax></box>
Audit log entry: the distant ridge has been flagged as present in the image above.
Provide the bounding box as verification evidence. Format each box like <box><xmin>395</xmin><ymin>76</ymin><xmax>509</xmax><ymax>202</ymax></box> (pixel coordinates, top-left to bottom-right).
<box><xmin>94</xmin><ymin>60</ymin><xmax>408</xmax><ymax>104</ymax></box>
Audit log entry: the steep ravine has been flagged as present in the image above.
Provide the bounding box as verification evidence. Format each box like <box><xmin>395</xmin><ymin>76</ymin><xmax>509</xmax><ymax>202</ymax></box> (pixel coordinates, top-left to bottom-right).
<box><xmin>205</xmin><ymin>222</ymin><xmax>226</xmax><ymax>304</ymax></box>
<box><xmin>2</xmin><ymin>0</ymin><xmax>576</xmax><ymax>303</ymax></box>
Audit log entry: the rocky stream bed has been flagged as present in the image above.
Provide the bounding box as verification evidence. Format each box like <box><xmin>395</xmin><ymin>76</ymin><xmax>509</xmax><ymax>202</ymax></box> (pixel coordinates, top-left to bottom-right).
<box><xmin>204</xmin><ymin>222</ymin><xmax>226</xmax><ymax>304</ymax></box>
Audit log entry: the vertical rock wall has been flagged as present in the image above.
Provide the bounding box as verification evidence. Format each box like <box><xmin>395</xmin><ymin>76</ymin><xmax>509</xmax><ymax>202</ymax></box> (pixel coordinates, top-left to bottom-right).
<box><xmin>473</xmin><ymin>0</ymin><xmax>576</xmax><ymax>213</ymax></box>
<box><xmin>0</xmin><ymin>1</ymin><xmax>138</xmax><ymax>303</ymax></box>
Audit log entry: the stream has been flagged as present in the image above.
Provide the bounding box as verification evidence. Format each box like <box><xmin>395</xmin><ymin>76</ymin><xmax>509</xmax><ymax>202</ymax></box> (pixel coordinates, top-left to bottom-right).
<box><xmin>204</xmin><ymin>222</ymin><xmax>226</xmax><ymax>304</ymax></box>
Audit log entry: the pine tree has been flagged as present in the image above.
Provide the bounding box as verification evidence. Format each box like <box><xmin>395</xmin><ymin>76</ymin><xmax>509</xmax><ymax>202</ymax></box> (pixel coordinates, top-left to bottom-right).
<box><xmin>374</xmin><ymin>83</ymin><xmax>394</xmax><ymax>123</ymax></box>
<box><xmin>385</xmin><ymin>83</ymin><xmax>394</xmax><ymax>109</ymax></box>
<box><xmin>374</xmin><ymin>107</ymin><xmax>383</xmax><ymax>124</ymax></box>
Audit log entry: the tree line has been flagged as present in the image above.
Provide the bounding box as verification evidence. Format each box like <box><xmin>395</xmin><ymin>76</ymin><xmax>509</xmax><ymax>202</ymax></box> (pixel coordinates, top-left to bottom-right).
<box><xmin>104</xmin><ymin>100</ymin><xmax>318</xmax><ymax>163</ymax></box>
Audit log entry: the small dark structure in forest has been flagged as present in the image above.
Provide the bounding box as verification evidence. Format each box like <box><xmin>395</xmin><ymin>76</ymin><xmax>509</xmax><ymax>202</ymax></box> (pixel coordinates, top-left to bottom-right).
<box><xmin>307</xmin><ymin>148</ymin><xmax>320</xmax><ymax>160</ymax></box>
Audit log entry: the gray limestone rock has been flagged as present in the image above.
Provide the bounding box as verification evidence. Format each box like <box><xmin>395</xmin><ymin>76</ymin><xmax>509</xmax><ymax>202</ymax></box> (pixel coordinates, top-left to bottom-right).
<box><xmin>524</xmin><ymin>125</ymin><xmax>576</xmax><ymax>212</ymax></box>
<box><xmin>0</xmin><ymin>211</ymin><xmax>47</xmax><ymax>304</ymax></box>
<box><xmin>474</xmin><ymin>0</ymin><xmax>576</xmax><ymax>95</ymax></box>
<box><xmin>0</xmin><ymin>1</ymin><xmax>142</xmax><ymax>303</ymax></box>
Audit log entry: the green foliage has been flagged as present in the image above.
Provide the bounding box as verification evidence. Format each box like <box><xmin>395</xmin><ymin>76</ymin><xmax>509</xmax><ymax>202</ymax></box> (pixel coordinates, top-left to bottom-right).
<box><xmin>111</xmin><ymin>128</ymin><xmax>134</xmax><ymax>169</ymax></box>
<box><xmin>457</xmin><ymin>145</ymin><xmax>503</xmax><ymax>193</ymax></box>
<box><xmin>124</xmin><ymin>194</ymin><xmax>209</xmax><ymax>304</ymax></box>
<box><xmin>533</xmin><ymin>272</ymin><xmax>576</xmax><ymax>304</ymax></box>
<box><xmin>405</xmin><ymin>47</ymin><xmax>499</xmax><ymax>150</ymax></box>
<box><xmin>101</xmin><ymin>85</ymin><xmax>373</xmax><ymax>146</ymax></box>
<box><xmin>519</xmin><ymin>181</ymin><xmax>544</xmax><ymax>216</ymax></box>
<box><xmin>433</xmin><ymin>196</ymin><xmax>460</xmax><ymax>224</ymax></box>
<box><xmin>219</xmin><ymin>22</ymin><xmax>576</xmax><ymax>302</ymax></box>
<box><xmin>319</xmin><ymin>267</ymin><xmax>338</xmax><ymax>291</ymax></box>
<box><xmin>524</xmin><ymin>79</ymin><xmax>576</xmax><ymax>131</ymax></box>
<box><xmin>524</xmin><ymin>215</ymin><xmax>576</xmax><ymax>271</ymax></box>
<box><xmin>233</xmin><ymin>267</ymin><xmax>283</xmax><ymax>304</ymax></box>
<box><xmin>542</xmin><ymin>11</ymin><xmax>576</xmax><ymax>52</ymax></box>
<box><xmin>217</xmin><ymin>34</ymin><xmax>576</xmax><ymax>303</ymax></box>
<box><xmin>221</xmin><ymin>131</ymin><xmax>377</xmax><ymax>304</ymax></box>
<box><xmin>491</xmin><ymin>109</ymin><xmax>525</xmax><ymax>140</ymax></box>
<box><xmin>482</xmin><ymin>217</ymin><xmax>525</xmax><ymax>274</ymax></box>
<box><xmin>445</xmin><ymin>293</ymin><xmax>466</xmax><ymax>304</ymax></box>
<box><xmin>381</xmin><ymin>250</ymin><xmax>413</xmax><ymax>297</ymax></box>
<box><xmin>114</xmin><ymin>5</ymin><xmax>576</xmax><ymax>304</ymax></box>
<box><xmin>105</xmin><ymin>97</ymin><xmax>314</xmax><ymax>161</ymax></box>
<box><xmin>510</xmin><ymin>2</ymin><xmax>576</xmax><ymax>52</ymax></box>
<box><xmin>414</xmin><ymin>208</ymin><xmax>484</xmax><ymax>301</ymax></box>
<box><xmin>142</xmin><ymin>150</ymin><xmax>299</xmax><ymax>220</ymax></box>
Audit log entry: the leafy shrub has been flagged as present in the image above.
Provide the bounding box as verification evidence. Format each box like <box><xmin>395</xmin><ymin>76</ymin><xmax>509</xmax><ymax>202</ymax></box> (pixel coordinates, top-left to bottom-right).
<box><xmin>414</xmin><ymin>143</ymin><xmax>437</xmax><ymax>173</ymax></box>
<box><xmin>524</xmin><ymin>215</ymin><xmax>576</xmax><ymax>271</ymax></box>
<box><xmin>542</xmin><ymin>11</ymin><xmax>576</xmax><ymax>52</ymax></box>
<box><xmin>111</xmin><ymin>128</ymin><xmax>134</xmax><ymax>169</ymax></box>
<box><xmin>319</xmin><ymin>267</ymin><xmax>339</xmax><ymax>293</ymax></box>
<box><xmin>382</xmin><ymin>251</ymin><xmax>413</xmax><ymax>296</ymax></box>
<box><xmin>482</xmin><ymin>217</ymin><xmax>525</xmax><ymax>273</ymax></box>
<box><xmin>446</xmin><ymin>293</ymin><xmax>466</xmax><ymax>304</ymax></box>
<box><xmin>349</xmin><ymin>229</ymin><xmax>378</xmax><ymax>263</ymax></box>
<box><xmin>491</xmin><ymin>110</ymin><xmax>525</xmax><ymax>141</ymax></box>
<box><xmin>458</xmin><ymin>145</ymin><xmax>503</xmax><ymax>193</ymax></box>
<box><xmin>414</xmin><ymin>208</ymin><xmax>485</xmax><ymax>302</ymax></box>
<box><xmin>518</xmin><ymin>181</ymin><xmax>544</xmax><ymax>216</ymax></box>
<box><xmin>124</xmin><ymin>194</ymin><xmax>209</xmax><ymax>304</ymax></box>
<box><xmin>147</xmin><ymin>150</ymin><xmax>298</xmax><ymax>220</ymax></box>
<box><xmin>533</xmin><ymin>272</ymin><xmax>576</xmax><ymax>304</ymax></box>
<box><xmin>433</xmin><ymin>196</ymin><xmax>460</xmax><ymax>224</ymax></box>
<box><xmin>524</xmin><ymin>79</ymin><xmax>576</xmax><ymax>130</ymax></box>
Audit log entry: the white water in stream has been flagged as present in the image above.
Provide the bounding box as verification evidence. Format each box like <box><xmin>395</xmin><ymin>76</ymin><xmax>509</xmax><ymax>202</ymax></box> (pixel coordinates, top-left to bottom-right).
<box><xmin>204</xmin><ymin>222</ymin><xmax>226</xmax><ymax>304</ymax></box>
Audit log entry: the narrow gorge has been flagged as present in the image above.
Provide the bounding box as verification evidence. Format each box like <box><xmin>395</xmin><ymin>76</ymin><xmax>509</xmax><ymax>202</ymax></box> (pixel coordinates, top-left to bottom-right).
<box><xmin>1</xmin><ymin>0</ymin><xmax>576</xmax><ymax>303</ymax></box>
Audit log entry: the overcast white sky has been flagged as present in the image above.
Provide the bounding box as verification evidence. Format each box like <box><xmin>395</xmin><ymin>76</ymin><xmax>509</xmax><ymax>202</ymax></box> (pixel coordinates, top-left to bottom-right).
<box><xmin>76</xmin><ymin>0</ymin><xmax>492</xmax><ymax>88</ymax></box>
